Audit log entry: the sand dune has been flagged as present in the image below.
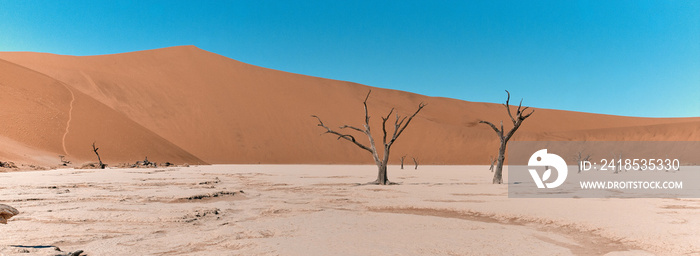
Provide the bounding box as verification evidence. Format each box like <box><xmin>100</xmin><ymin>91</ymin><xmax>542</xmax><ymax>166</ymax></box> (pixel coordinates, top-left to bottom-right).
<box><xmin>0</xmin><ymin>58</ymin><xmax>203</xmax><ymax>166</ymax></box>
<box><xmin>0</xmin><ymin>46</ymin><xmax>697</xmax><ymax>166</ymax></box>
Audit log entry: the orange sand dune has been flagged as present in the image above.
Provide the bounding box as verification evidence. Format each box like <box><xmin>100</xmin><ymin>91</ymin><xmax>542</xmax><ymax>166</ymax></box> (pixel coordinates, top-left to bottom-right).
<box><xmin>0</xmin><ymin>58</ymin><xmax>203</xmax><ymax>166</ymax></box>
<box><xmin>0</xmin><ymin>46</ymin><xmax>697</xmax><ymax>166</ymax></box>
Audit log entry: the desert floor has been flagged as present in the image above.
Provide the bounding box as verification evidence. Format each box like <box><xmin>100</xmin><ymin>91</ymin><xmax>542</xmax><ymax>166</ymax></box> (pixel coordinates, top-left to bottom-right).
<box><xmin>1</xmin><ymin>165</ymin><xmax>698</xmax><ymax>255</ymax></box>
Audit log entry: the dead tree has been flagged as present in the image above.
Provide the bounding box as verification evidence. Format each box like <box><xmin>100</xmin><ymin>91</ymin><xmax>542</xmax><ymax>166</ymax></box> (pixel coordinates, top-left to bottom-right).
<box><xmin>92</xmin><ymin>142</ymin><xmax>105</xmax><ymax>169</ymax></box>
<box><xmin>312</xmin><ymin>90</ymin><xmax>426</xmax><ymax>185</ymax></box>
<box><xmin>137</xmin><ymin>156</ymin><xmax>156</xmax><ymax>168</ymax></box>
<box><xmin>489</xmin><ymin>156</ymin><xmax>496</xmax><ymax>172</ymax></box>
<box><xmin>0</xmin><ymin>161</ymin><xmax>17</xmax><ymax>169</ymax></box>
<box><xmin>612</xmin><ymin>152</ymin><xmax>623</xmax><ymax>174</ymax></box>
<box><xmin>412</xmin><ymin>157</ymin><xmax>418</xmax><ymax>170</ymax></box>
<box><xmin>59</xmin><ymin>155</ymin><xmax>71</xmax><ymax>166</ymax></box>
<box><xmin>574</xmin><ymin>151</ymin><xmax>591</xmax><ymax>173</ymax></box>
<box><xmin>480</xmin><ymin>90</ymin><xmax>534</xmax><ymax>184</ymax></box>
<box><xmin>400</xmin><ymin>155</ymin><xmax>406</xmax><ymax>169</ymax></box>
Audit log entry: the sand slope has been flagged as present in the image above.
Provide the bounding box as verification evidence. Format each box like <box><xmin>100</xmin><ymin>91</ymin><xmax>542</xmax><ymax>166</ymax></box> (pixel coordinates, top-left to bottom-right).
<box><xmin>0</xmin><ymin>46</ymin><xmax>698</xmax><ymax>166</ymax></box>
<box><xmin>0</xmin><ymin>58</ymin><xmax>203</xmax><ymax>166</ymax></box>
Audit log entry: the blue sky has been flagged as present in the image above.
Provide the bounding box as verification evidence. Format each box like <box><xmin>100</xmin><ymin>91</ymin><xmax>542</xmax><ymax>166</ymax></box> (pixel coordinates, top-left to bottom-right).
<box><xmin>1</xmin><ymin>0</ymin><xmax>698</xmax><ymax>117</ymax></box>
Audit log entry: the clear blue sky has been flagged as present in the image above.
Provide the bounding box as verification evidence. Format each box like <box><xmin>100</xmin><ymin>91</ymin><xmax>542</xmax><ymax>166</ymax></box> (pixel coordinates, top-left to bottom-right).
<box><xmin>1</xmin><ymin>0</ymin><xmax>698</xmax><ymax>117</ymax></box>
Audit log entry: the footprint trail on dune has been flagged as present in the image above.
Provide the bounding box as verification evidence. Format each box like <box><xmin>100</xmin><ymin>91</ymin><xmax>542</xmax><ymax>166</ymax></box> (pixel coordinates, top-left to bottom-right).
<box><xmin>60</xmin><ymin>82</ymin><xmax>75</xmax><ymax>156</ymax></box>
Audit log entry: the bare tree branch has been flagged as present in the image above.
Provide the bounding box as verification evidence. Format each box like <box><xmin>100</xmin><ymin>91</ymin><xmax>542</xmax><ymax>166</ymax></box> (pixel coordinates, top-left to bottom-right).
<box><xmin>340</xmin><ymin>125</ymin><xmax>365</xmax><ymax>134</ymax></box>
<box><xmin>381</xmin><ymin>108</ymin><xmax>394</xmax><ymax>147</ymax></box>
<box><xmin>396</xmin><ymin>113</ymin><xmax>407</xmax><ymax>128</ymax></box>
<box><xmin>504</xmin><ymin>90</ymin><xmax>516</xmax><ymax>125</ymax></box>
<box><xmin>479</xmin><ymin>121</ymin><xmax>496</xmax><ymax>132</ymax></box>
<box><xmin>479</xmin><ymin>120</ymin><xmax>503</xmax><ymax>137</ymax></box>
<box><xmin>312</xmin><ymin>115</ymin><xmax>373</xmax><ymax>153</ymax></box>
<box><xmin>363</xmin><ymin>90</ymin><xmax>371</xmax><ymax>125</ymax></box>
<box><xmin>389</xmin><ymin>102</ymin><xmax>427</xmax><ymax>146</ymax></box>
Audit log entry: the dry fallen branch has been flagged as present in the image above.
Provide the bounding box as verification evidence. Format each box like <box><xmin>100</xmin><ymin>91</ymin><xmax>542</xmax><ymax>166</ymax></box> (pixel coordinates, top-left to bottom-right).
<box><xmin>0</xmin><ymin>204</ymin><xmax>19</xmax><ymax>224</ymax></box>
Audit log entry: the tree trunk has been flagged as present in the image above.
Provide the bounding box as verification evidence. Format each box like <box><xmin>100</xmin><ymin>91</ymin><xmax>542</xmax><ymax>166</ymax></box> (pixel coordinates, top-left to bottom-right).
<box><xmin>96</xmin><ymin>154</ymin><xmax>104</xmax><ymax>169</ymax></box>
<box><xmin>374</xmin><ymin>163</ymin><xmax>389</xmax><ymax>185</ymax></box>
<box><xmin>493</xmin><ymin>142</ymin><xmax>506</xmax><ymax>184</ymax></box>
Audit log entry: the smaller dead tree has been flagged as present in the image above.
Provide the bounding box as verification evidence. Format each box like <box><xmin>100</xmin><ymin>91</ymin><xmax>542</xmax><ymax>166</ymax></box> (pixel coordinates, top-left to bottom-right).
<box><xmin>489</xmin><ymin>156</ymin><xmax>496</xmax><ymax>172</ymax></box>
<box><xmin>0</xmin><ymin>161</ymin><xmax>17</xmax><ymax>169</ymax></box>
<box><xmin>137</xmin><ymin>156</ymin><xmax>156</xmax><ymax>168</ymax></box>
<box><xmin>412</xmin><ymin>157</ymin><xmax>418</xmax><ymax>170</ymax></box>
<box><xmin>612</xmin><ymin>152</ymin><xmax>623</xmax><ymax>174</ymax></box>
<box><xmin>400</xmin><ymin>155</ymin><xmax>407</xmax><ymax>169</ymax></box>
<box><xmin>480</xmin><ymin>90</ymin><xmax>534</xmax><ymax>184</ymax></box>
<box><xmin>59</xmin><ymin>155</ymin><xmax>71</xmax><ymax>166</ymax></box>
<box><xmin>574</xmin><ymin>151</ymin><xmax>591</xmax><ymax>173</ymax></box>
<box><xmin>92</xmin><ymin>142</ymin><xmax>105</xmax><ymax>169</ymax></box>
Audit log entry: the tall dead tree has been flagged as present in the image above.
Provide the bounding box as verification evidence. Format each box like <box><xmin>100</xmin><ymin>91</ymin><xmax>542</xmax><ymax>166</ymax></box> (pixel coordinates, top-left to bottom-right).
<box><xmin>313</xmin><ymin>90</ymin><xmax>426</xmax><ymax>185</ymax></box>
<box><xmin>480</xmin><ymin>90</ymin><xmax>534</xmax><ymax>184</ymax></box>
<box><xmin>92</xmin><ymin>142</ymin><xmax>105</xmax><ymax>169</ymax></box>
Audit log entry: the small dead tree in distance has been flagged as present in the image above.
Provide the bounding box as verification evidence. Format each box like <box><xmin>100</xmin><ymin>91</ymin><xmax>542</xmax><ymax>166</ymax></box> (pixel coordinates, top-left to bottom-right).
<box><xmin>412</xmin><ymin>157</ymin><xmax>418</xmax><ymax>170</ymax></box>
<box><xmin>480</xmin><ymin>90</ymin><xmax>534</xmax><ymax>184</ymax></box>
<box><xmin>59</xmin><ymin>155</ymin><xmax>71</xmax><ymax>166</ymax></box>
<box><xmin>400</xmin><ymin>155</ymin><xmax>406</xmax><ymax>169</ymax></box>
<box><xmin>312</xmin><ymin>90</ymin><xmax>426</xmax><ymax>185</ymax></box>
<box><xmin>574</xmin><ymin>151</ymin><xmax>591</xmax><ymax>174</ymax></box>
<box><xmin>92</xmin><ymin>142</ymin><xmax>105</xmax><ymax>169</ymax></box>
